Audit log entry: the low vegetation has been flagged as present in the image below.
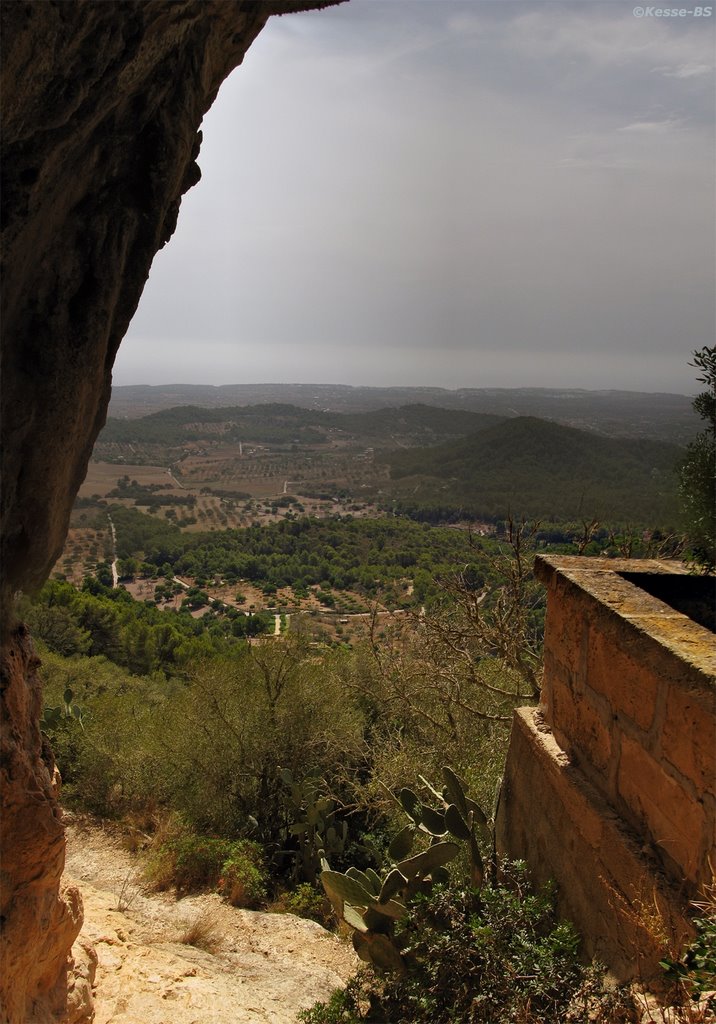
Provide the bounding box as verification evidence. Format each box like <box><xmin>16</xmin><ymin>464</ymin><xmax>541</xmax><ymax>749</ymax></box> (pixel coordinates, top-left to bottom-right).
<box><xmin>37</xmin><ymin>523</ymin><xmax>540</xmax><ymax>857</ymax></box>
<box><xmin>33</xmin><ymin>378</ymin><xmax>712</xmax><ymax>1022</ymax></box>
<box><xmin>145</xmin><ymin>825</ymin><xmax>267</xmax><ymax>907</ymax></box>
<box><xmin>298</xmin><ymin>875</ymin><xmax>635</xmax><ymax>1024</ymax></box>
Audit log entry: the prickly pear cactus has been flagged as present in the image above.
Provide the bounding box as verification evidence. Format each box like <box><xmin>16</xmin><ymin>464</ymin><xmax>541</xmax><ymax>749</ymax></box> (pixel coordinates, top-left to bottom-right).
<box><xmin>280</xmin><ymin>767</ymin><xmax>348</xmax><ymax>884</ymax></box>
<box><xmin>319</xmin><ymin>765</ymin><xmax>492</xmax><ymax>974</ymax></box>
<box><xmin>321</xmin><ymin>840</ymin><xmax>459</xmax><ymax>974</ymax></box>
<box><xmin>387</xmin><ymin>767</ymin><xmax>494</xmax><ymax>888</ymax></box>
<box><xmin>41</xmin><ymin>687</ymin><xmax>84</xmax><ymax>733</ymax></box>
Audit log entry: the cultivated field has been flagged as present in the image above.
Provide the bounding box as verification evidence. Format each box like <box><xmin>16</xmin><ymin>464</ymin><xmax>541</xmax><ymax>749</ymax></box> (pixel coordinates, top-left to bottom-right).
<box><xmin>78</xmin><ymin>461</ymin><xmax>177</xmax><ymax>497</ymax></box>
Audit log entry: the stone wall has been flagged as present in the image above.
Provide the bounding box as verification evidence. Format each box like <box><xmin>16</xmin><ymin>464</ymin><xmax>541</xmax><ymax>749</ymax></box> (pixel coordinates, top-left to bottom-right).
<box><xmin>497</xmin><ymin>556</ymin><xmax>716</xmax><ymax>981</ymax></box>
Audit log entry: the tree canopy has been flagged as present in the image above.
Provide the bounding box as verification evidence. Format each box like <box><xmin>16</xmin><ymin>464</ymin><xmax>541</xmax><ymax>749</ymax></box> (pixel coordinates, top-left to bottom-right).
<box><xmin>679</xmin><ymin>346</ymin><xmax>716</xmax><ymax>571</ymax></box>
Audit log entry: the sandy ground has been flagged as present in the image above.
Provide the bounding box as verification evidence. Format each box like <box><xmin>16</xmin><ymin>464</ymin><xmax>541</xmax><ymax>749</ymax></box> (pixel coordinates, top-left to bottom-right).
<box><xmin>63</xmin><ymin>817</ymin><xmax>357</xmax><ymax>1024</ymax></box>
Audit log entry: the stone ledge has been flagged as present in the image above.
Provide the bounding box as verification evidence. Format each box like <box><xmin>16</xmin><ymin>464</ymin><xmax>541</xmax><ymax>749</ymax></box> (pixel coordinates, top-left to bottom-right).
<box><xmin>534</xmin><ymin>555</ymin><xmax>716</xmax><ymax>685</ymax></box>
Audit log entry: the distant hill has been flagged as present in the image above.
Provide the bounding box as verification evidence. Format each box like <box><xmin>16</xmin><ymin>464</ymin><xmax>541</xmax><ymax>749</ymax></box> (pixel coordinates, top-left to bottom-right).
<box><xmin>108</xmin><ymin>383</ymin><xmax>697</xmax><ymax>443</ymax></box>
<box><xmin>99</xmin><ymin>403</ymin><xmax>505</xmax><ymax>448</ymax></box>
<box><xmin>338</xmin><ymin>404</ymin><xmax>505</xmax><ymax>441</ymax></box>
<box><xmin>383</xmin><ymin>416</ymin><xmax>683</xmax><ymax>524</ymax></box>
<box><xmin>92</xmin><ymin>400</ymin><xmax>682</xmax><ymax>527</ymax></box>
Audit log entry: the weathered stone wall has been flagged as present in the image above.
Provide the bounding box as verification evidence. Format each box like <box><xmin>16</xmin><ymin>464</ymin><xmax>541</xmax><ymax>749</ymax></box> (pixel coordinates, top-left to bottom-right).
<box><xmin>497</xmin><ymin>556</ymin><xmax>716</xmax><ymax>981</ymax></box>
<box><xmin>538</xmin><ymin>556</ymin><xmax>715</xmax><ymax>894</ymax></box>
<box><xmin>0</xmin><ymin>3</ymin><xmax>339</xmax><ymax>1021</ymax></box>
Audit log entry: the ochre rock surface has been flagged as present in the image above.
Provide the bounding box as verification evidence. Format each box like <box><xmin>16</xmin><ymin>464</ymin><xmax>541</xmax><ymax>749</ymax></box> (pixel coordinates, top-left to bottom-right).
<box><xmin>0</xmin><ymin>626</ymin><xmax>85</xmax><ymax>1022</ymax></box>
<box><xmin>63</xmin><ymin>819</ymin><xmax>358</xmax><ymax>1024</ymax></box>
<box><xmin>0</xmin><ymin>3</ymin><xmax>338</xmax><ymax>1021</ymax></box>
<box><xmin>0</xmin><ymin>0</ymin><xmax>337</xmax><ymax>620</ymax></box>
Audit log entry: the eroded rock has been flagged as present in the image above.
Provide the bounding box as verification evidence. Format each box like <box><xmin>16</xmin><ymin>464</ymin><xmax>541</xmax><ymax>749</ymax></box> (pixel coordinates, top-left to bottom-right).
<box><xmin>0</xmin><ymin>626</ymin><xmax>84</xmax><ymax>1022</ymax></box>
<box><xmin>0</xmin><ymin>3</ymin><xmax>339</xmax><ymax>1020</ymax></box>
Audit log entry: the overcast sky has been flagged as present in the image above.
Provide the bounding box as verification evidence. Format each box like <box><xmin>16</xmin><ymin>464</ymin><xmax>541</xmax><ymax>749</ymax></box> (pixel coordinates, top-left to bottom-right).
<box><xmin>115</xmin><ymin>0</ymin><xmax>715</xmax><ymax>395</ymax></box>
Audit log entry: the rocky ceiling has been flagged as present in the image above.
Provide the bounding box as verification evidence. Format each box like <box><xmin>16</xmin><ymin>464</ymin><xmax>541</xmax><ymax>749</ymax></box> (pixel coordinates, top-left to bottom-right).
<box><xmin>0</xmin><ymin>4</ymin><xmax>341</xmax><ymax>1020</ymax></box>
<box><xmin>0</xmin><ymin>0</ymin><xmax>340</xmax><ymax>623</ymax></box>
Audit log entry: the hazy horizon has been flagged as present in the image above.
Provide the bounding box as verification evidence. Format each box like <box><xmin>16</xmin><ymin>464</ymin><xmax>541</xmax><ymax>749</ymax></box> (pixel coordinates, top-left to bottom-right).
<box><xmin>111</xmin><ymin>379</ymin><xmax>698</xmax><ymax>396</ymax></box>
<box><xmin>110</xmin><ymin>379</ymin><xmax>697</xmax><ymax>398</ymax></box>
<box><xmin>115</xmin><ymin>0</ymin><xmax>715</xmax><ymax>396</ymax></box>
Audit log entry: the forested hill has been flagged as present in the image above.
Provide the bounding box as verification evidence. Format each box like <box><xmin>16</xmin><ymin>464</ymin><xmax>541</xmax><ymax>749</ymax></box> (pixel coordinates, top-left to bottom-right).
<box><xmin>99</xmin><ymin>403</ymin><xmax>505</xmax><ymax>447</ymax></box>
<box><xmin>384</xmin><ymin>416</ymin><xmax>683</xmax><ymax>523</ymax></box>
<box><xmin>95</xmin><ymin>403</ymin><xmax>683</xmax><ymax>526</ymax></box>
<box><xmin>108</xmin><ymin>384</ymin><xmax>697</xmax><ymax>443</ymax></box>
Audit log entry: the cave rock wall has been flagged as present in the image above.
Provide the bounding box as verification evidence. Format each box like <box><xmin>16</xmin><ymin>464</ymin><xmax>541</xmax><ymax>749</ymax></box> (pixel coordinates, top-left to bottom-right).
<box><xmin>0</xmin><ymin>3</ymin><xmax>338</xmax><ymax>1021</ymax></box>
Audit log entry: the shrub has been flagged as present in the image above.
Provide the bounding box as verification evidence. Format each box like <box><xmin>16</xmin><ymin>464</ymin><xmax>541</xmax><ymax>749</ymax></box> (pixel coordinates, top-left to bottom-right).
<box><xmin>279</xmin><ymin>883</ymin><xmax>331</xmax><ymax>926</ymax></box>
<box><xmin>300</xmin><ymin>864</ymin><xmax>633</xmax><ymax>1024</ymax></box>
<box><xmin>37</xmin><ymin>648</ymin><xmax>163</xmax><ymax>817</ymax></box>
<box><xmin>150</xmin><ymin>639</ymin><xmax>365</xmax><ymax>843</ymax></box>
<box><xmin>679</xmin><ymin>346</ymin><xmax>716</xmax><ymax>572</ymax></box>
<box><xmin>147</xmin><ymin>832</ymin><xmax>233</xmax><ymax>892</ymax></box>
<box><xmin>298</xmin><ymin>985</ymin><xmax>362</xmax><ymax>1024</ymax></box>
<box><xmin>218</xmin><ymin>841</ymin><xmax>267</xmax><ymax>908</ymax></box>
<box><xmin>660</xmin><ymin>914</ymin><xmax>716</xmax><ymax>1012</ymax></box>
<box><xmin>145</xmin><ymin>825</ymin><xmax>267</xmax><ymax>907</ymax></box>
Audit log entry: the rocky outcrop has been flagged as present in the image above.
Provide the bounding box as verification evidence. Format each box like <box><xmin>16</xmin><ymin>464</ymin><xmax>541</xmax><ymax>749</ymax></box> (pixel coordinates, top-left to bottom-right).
<box><xmin>0</xmin><ymin>626</ymin><xmax>85</xmax><ymax>1022</ymax></box>
<box><xmin>63</xmin><ymin>820</ymin><xmax>357</xmax><ymax>1024</ymax></box>
<box><xmin>0</xmin><ymin>0</ymin><xmax>338</xmax><ymax>625</ymax></box>
<box><xmin>0</xmin><ymin>3</ymin><xmax>339</xmax><ymax>1020</ymax></box>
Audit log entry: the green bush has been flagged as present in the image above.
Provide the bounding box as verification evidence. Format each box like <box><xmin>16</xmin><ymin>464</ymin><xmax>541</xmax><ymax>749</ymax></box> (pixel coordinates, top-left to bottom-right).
<box><xmin>300</xmin><ymin>863</ymin><xmax>633</xmax><ymax>1024</ymax></box>
<box><xmin>280</xmin><ymin>883</ymin><xmax>330</xmax><ymax>926</ymax></box>
<box><xmin>679</xmin><ymin>346</ymin><xmax>716</xmax><ymax>571</ymax></box>
<box><xmin>298</xmin><ymin>986</ymin><xmax>362</xmax><ymax>1024</ymax></box>
<box><xmin>146</xmin><ymin>827</ymin><xmax>267</xmax><ymax>906</ymax></box>
<box><xmin>37</xmin><ymin>648</ymin><xmax>165</xmax><ymax>817</ymax></box>
<box><xmin>219</xmin><ymin>842</ymin><xmax>267</xmax><ymax>908</ymax></box>
<box><xmin>661</xmin><ymin>914</ymin><xmax>716</xmax><ymax>1010</ymax></box>
<box><xmin>150</xmin><ymin>639</ymin><xmax>365</xmax><ymax>843</ymax></box>
<box><xmin>146</xmin><ymin>832</ymin><xmax>233</xmax><ymax>892</ymax></box>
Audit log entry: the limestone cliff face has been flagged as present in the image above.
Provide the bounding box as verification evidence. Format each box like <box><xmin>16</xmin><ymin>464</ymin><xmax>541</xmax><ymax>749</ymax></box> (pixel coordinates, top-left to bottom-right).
<box><xmin>0</xmin><ymin>626</ymin><xmax>85</xmax><ymax>1023</ymax></box>
<box><xmin>0</xmin><ymin>3</ymin><xmax>339</xmax><ymax>1020</ymax></box>
<box><xmin>0</xmin><ymin>0</ymin><xmax>337</xmax><ymax>620</ymax></box>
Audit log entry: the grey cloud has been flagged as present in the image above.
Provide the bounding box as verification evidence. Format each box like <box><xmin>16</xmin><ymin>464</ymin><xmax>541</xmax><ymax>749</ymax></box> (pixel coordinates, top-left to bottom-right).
<box><xmin>116</xmin><ymin>0</ymin><xmax>714</xmax><ymax>397</ymax></box>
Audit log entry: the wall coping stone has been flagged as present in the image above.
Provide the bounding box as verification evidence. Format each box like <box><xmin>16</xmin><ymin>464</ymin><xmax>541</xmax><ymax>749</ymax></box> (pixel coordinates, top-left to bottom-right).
<box><xmin>534</xmin><ymin>555</ymin><xmax>716</xmax><ymax>690</ymax></box>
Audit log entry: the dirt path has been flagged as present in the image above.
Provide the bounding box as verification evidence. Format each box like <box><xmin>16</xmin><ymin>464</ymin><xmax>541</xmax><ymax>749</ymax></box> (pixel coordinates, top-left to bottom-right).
<box><xmin>63</xmin><ymin>817</ymin><xmax>357</xmax><ymax>1024</ymax></box>
<box><xmin>107</xmin><ymin>514</ymin><xmax>119</xmax><ymax>588</ymax></box>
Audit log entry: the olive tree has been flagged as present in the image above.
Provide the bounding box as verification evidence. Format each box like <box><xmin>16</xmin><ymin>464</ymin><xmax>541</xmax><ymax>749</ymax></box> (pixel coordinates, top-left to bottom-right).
<box><xmin>680</xmin><ymin>347</ymin><xmax>716</xmax><ymax>572</ymax></box>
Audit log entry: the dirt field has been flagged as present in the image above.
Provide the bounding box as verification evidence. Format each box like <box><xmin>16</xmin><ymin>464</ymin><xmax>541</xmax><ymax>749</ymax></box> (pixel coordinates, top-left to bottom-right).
<box><xmin>79</xmin><ymin>462</ymin><xmax>179</xmax><ymax>498</ymax></box>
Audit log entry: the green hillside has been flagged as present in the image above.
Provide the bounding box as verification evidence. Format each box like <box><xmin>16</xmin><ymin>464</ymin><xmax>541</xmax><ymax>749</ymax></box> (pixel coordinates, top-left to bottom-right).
<box><xmin>108</xmin><ymin>383</ymin><xmax>698</xmax><ymax>443</ymax></box>
<box><xmin>384</xmin><ymin>416</ymin><xmax>682</xmax><ymax>524</ymax></box>
<box><xmin>99</xmin><ymin>402</ymin><xmax>504</xmax><ymax>447</ymax></box>
<box><xmin>339</xmin><ymin>404</ymin><xmax>504</xmax><ymax>441</ymax></box>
